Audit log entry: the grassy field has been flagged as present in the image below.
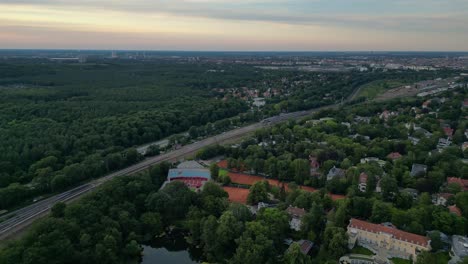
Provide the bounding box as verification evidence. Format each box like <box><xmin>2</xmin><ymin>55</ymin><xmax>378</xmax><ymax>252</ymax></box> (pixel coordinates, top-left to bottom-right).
<box><xmin>430</xmin><ymin>252</ymin><xmax>451</xmax><ymax>263</ymax></box>
<box><xmin>219</xmin><ymin>169</ymin><xmax>229</xmax><ymax>177</ymax></box>
<box><xmin>390</xmin><ymin>258</ymin><xmax>411</xmax><ymax>264</ymax></box>
<box><xmin>351</xmin><ymin>246</ymin><xmax>375</xmax><ymax>256</ymax></box>
<box><xmin>356</xmin><ymin>80</ymin><xmax>407</xmax><ymax>99</ymax></box>
<box><xmin>391</xmin><ymin>252</ymin><xmax>450</xmax><ymax>264</ymax></box>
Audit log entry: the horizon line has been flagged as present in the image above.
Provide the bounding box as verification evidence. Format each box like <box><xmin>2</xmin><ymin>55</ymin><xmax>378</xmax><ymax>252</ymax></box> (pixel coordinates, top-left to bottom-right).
<box><xmin>1</xmin><ymin>48</ymin><xmax>468</xmax><ymax>53</ymax></box>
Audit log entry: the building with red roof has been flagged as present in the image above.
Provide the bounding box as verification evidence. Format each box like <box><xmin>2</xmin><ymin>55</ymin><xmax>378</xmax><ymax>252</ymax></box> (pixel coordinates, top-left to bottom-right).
<box><xmin>387</xmin><ymin>152</ymin><xmax>402</xmax><ymax>160</ymax></box>
<box><xmin>347</xmin><ymin>218</ymin><xmax>430</xmax><ymax>261</ymax></box>
<box><xmin>447</xmin><ymin>177</ymin><xmax>468</xmax><ymax>191</ymax></box>
<box><xmin>422</xmin><ymin>100</ymin><xmax>430</xmax><ymax>109</ymax></box>
<box><xmin>443</xmin><ymin>127</ymin><xmax>454</xmax><ymax>137</ymax></box>
<box><xmin>449</xmin><ymin>205</ymin><xmax>462</xmax><ymax>217</ymax></box>
<box><xmin>287</xmin><ymin>239</ymin><xmax>314</xmax><ymax>255</ymax></box>
<box><xmin>309</xmin><ymin>155</ymin><xmax>320</xmax><ymax>176</ymax></box>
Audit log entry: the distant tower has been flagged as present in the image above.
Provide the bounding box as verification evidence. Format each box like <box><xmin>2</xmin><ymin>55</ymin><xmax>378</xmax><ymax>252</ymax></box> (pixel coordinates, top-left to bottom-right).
<box><xmin>111</xmin><ymin>51</ymin><xmax>118</xmax><ymax>58</ymax></box>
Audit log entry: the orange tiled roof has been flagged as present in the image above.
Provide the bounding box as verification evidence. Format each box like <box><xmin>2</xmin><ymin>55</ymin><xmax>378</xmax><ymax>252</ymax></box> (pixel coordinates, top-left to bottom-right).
<box><xmin>447</xmin><ymin>177</ymin><xmax>468</xmax><ymax>191</ymax></box>
<box><xmin>387</xmin><ymin>152</ymin><xmax>402</xmax><ymax>160</ymax></box>
<box><xmin>449</xmin><ymin>205</ymin><xmax>462</xmax><ymax>217</ymax></box>
<box><xmin>348</xmin><ymin>218</ymin><xmax>430</xmax><ymax>247</ymax></box>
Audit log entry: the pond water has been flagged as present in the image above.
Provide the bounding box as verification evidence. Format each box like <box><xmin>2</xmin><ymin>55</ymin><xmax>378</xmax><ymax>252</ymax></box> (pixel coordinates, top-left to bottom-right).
<box><xmin>140</xmin><ymin>230</ymin><xmax>203</xmax><ymax>264</ymax></box>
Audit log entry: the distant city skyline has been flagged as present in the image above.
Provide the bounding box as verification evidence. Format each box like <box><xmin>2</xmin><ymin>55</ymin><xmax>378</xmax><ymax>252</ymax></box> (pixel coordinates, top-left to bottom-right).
<box><xmin>0</xmin><ymin>0</ymin><xmax>467</xmax><ymax>51</ymax></box>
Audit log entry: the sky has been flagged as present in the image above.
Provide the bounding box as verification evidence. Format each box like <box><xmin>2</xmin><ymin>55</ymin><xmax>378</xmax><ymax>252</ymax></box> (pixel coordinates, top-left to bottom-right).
<box><xmin>0</xmin><ymin>0</ymin><xmax>467</xmax><ymax>51</ymax></box>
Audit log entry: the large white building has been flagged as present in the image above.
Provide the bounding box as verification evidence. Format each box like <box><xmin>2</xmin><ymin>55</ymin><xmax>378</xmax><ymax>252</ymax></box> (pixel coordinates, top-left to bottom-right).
<box><xmin>347</xmin><ymin>218</ymin><xmax>431</xmax><ymax>262</ymax></box>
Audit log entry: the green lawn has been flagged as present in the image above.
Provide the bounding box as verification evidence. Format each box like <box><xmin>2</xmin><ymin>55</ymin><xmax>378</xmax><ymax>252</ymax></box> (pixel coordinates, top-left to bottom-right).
<box><xmin>351</xmin><ymin>246</ymin><xmax>375</xmax><ymax>256</ymax></box>
<box><xmin>430</xmin><ymin>252</ymin><xmax>450</xmax><ymax>263</ymax></box>
<box><xmin>356</xmin><ymin>80</ymin><xmax>407</xmax><ymax>99</ymax></box>
<box><xmin>390</xmin><ymin>258</ymin><xmax>411</xmax><ymax>264</ymax></box>
<box><xmin>219</xmin><ymin>169</ymin><xmax>228</xmax><ymax>177</ymax></box>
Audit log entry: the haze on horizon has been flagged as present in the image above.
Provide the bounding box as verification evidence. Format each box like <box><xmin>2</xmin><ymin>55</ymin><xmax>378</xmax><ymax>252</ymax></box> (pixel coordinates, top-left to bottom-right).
<box><xmin>0</xmin><ymin>0</ymin><xmax>467</xmax><ymax>51</ymax></box>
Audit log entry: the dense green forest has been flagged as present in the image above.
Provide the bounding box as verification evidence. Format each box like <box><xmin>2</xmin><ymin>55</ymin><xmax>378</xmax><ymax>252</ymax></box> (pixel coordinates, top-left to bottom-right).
<box><xmin>1</xmin><ymin>85</ymin><xmax>467</xmax><ymax>264</ymax></box>
<box><xmin>0</xmin><ymin>59</ymin><xmax>455</xmax><ymax>211</ymax></box>
<box><xmin>0</xmin><ymin>162</ymin><xmax>343</xmax><ymax>264</ymax></box>
<box><xmin>0</xmin><ymin>61</ymin><xmax>256</xmax><ymax>209</ymax></box>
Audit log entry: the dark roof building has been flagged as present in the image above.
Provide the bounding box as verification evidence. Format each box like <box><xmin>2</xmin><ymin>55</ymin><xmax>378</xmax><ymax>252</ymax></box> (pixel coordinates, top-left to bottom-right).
<box><xmin>286</xmin><ymin>206</ymin><xmax>306</xmax><ymax>218</ymax></box>
<box><xmin>327</xmin><ymin>166</ymin><xmax>345</xmax><ymax>181</ymax></box>
<box><xmin>449</xmin><ymin>236</ymin><xmax>468</xmax><ymax>264</ymax></box>
<box><xmin>410</xmin><ymin>164</ymin><xmax>427</xmax><ymax>177</ymax></box>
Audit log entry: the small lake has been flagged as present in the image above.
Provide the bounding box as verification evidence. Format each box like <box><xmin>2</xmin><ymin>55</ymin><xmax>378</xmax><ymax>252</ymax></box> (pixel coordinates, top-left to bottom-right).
<box><xmin>140</xmin><ymin>230</ymin><xmax>203</xmax><ymax>264</ymax></box>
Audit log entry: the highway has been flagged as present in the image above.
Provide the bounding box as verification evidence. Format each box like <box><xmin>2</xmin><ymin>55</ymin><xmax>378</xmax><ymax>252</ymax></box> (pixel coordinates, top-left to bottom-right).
<box><xmin>0</xmin><ymin>103</ymin><xmax>337</xmax><ymax>242</ymax></box>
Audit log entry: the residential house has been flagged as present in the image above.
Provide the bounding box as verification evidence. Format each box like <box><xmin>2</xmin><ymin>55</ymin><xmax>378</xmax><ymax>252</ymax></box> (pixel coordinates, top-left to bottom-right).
<box><xmin>414</xmin><ymin>127</ymin><xmax>433</xmax><ymax>138</ymax></box>
<box><xmin>422</xmin><ymin>100</ymin><xmax>431</xmax><ymax>109</ymax></box>
<box><xmin>288</xmin><ymin>239</ymin><xmax>314</xmax><ymax>255</ymax></box>
<box><xmin>447</xmin><ymin>177</ymin><xmax>468</xmax><ymax>191</ymax></box>
<box><xmin>437</xmin><ymin>138</ymin><xmax>452</xmax><ymax>151</ymax></box>
<box><xmin>350</xmin><ymin>133</ymin><xmax>371</xmax><ymax>141</ymax></box>
<box><xmin>327</xmin><ymin>166</ymin><xmax>346</xmax><ymax>181</ymax></box>
<box><xmin>449</xmin><ymin>235</ymin><xmax>468</xmax><ymax>264</ymax></box>
<box><xmin>341</xmin><ymin>122</ymin><xmax>351</xmax><ymax>128</ymax></box>
<box><xmin>449</xmin><ymin>205</ymin><xmax>462</xmax><ymax>217</ymax></box>
<box><xmin>410</xmin><ymin>164</ymin><xmax>427</xmax><ymax>177</ymax></box>
<box><xmin>462</xmin><ymin>142</ymin><xmax>468</xmax><ymax>152</ymax></box>
<box><xmin>443</xmin><ymin>126</ymin><xmax>454</xmax><ymax>138</ymax></box>
<box><xmin>387</xmin><ymin>152</ymin><xmax>402</xmax><ymax>161</ymax></box>
<box><xmin>354</xmin><ymin>116</ymin><xmax>371</xmax><ymax>124</ymax></box>
<box><xmin>463</xmin><ymin>99</ymin><xmax>468</xmax><ymax>108</ymax></box>
<box><xmin>347</xmin><ymin>218</ymin><xmax>431</xmax><ymax>262</ymax></box>
<box><xmin>360</xmin><ymin>157</ymin><xmax>386</xmax><ymax>167</ymax></box>
<box><xmin>380</xmin><ymin>110</ymin><xmax>397</xmax><ymax>121</ymax></box>
<box><xmin>309</xmin><ymin>156</ymin><xmax>320</xmax><ymax>176</ymax></box>
<box><xmin>408</xmin><ymin>136</ymin><xmax>420</xmax><ymax>145</ymax></box>
<box><xmin>358</xmin><ymin>173</ymin><xmax>368</xmax><ymax>192</ymax></box>
<box><xmin>401</xmin><ymin>188</ymin><xmax>419</xmax><ymax>199</ymax></box>
<box><xmin>286</xmin><ymin>206</ymin><xmax>306</xmax><ymax>231</ymax></box>
<box><xmin>433</xmin><ymin>193</ymin><xmax>454</xmax><ymax>206</ymax></box>
<box><xmin>375</xmin><ymin>179</ymin><xmax>382</xmax><ymax>193</ymax></box>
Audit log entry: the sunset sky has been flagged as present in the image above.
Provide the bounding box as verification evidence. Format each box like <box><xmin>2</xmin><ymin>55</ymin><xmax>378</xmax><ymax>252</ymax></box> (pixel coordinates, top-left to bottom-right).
<box><xmin>0</xmin><ymin>0</ymin><xmax>467</xmax><ymax>51</ymax></box>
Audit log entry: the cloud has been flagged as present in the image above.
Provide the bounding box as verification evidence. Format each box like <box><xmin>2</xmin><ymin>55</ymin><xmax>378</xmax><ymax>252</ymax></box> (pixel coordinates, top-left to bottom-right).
<box><xmin>0</xmin><ymin>0</ymin><xmax>467</xmax><ymax>50</ymax></box>
<box><xmin>0</xmin><ymin>0</ymin><xmax>466</xmax><ymax>33</ymax></box>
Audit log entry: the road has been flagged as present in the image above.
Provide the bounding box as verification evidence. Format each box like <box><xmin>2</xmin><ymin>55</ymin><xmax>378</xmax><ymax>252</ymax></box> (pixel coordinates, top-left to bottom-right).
<box><xmin>0</xmin><ymin>99</ymin><xmax>341</xmax><ymax>242</ymax></box>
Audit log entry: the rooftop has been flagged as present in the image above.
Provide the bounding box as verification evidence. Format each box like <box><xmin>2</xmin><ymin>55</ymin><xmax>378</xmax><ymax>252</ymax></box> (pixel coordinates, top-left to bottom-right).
<box><xmin>286</xmin><ymin>206</ymin><xmax>306</xmax><ymax>218</ymax></box>
<box><xmin>410</xmin><ymin>164</ymin><xmax>427</xmax><ymax>177</ymax></box>
<box><xmin>449</xmin><ymin>205</ymin><xmax>462</xmax><ymax>217</ymax></box>
<box><xmin>359</xmin><ymin>173</ymin><xmax>368</xmax><ymax>184</ymax></box>
<box><xmin>447</xmin><ymin>177</ymin><xmax>468</xmax><ymax>191</ymax></box>
<box><xmin>168</xmin><ymin>168</ymin><xmax>211</xmax><ymax>180</ymax></box>
<box><xmin>297</xmin><ymin>239</ymin><xmax>314</xmax><ymax>254</ymax></box>
<box><xmin>387</xmin><ymin>152</ymin><xmax>402</xmax><ymax>160</ymax></box>
<box><xmin>348</xmin><ymin>218</ymin><xmax>430</xmax><ymax>247</ymax></box>
<box><xmin>176</xmin><ymin>160</ymin><xmax>205</xmax><ymax>169</ymax></box>
<box><xmin>452</xmin><ymin>235</ymin><xmax>468</xmax><ymax>259</ymax></box>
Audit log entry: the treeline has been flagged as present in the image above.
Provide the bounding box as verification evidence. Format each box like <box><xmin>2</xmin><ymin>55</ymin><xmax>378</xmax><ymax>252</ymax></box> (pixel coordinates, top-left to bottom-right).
<box><xmin>0</xmin><ymin>162</ymin><xmax>351</xmax><ymax>264</ymax></box>
<box><xmin>0</xmin><ymin>61</ymin><xmax>255</xmax><ymax>210</ymax></box>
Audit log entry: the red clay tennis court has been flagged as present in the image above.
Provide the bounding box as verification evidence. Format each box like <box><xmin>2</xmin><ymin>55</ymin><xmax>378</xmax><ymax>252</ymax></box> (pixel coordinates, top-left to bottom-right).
<box><xmin>227</xmin><ymin>171</ymin><xmax>343</xmax><ymax>201</ymax></box>
<box><xmin>217</xmin><ymin>160</ymin><xmax>345</xmax><ymax>201</ymax></box>
<box><xmin>223</xmin><ymin>186</ymin><xmax>249</xmax><ymax>204</ymax></box>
